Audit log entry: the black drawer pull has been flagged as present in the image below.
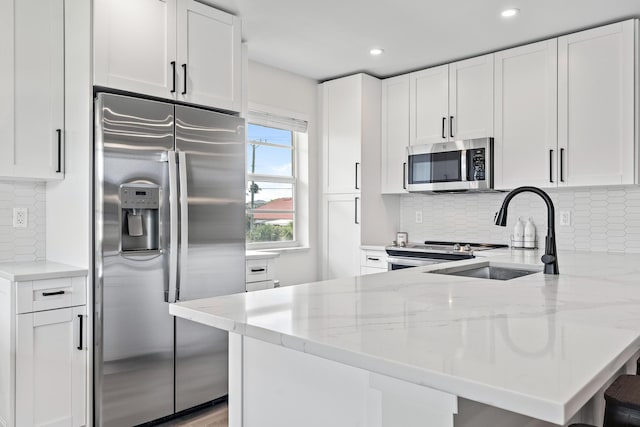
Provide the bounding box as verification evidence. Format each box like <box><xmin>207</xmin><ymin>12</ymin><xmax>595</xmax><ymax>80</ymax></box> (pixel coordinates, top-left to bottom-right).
<box><xmin>56</xmin><ymin>129</ymin><xmax>62</xmax><ymax>173</ymax></box>
<box><xmin>42</xmin><ymin>290</ymin><xmax>65</xmax><ymax>297</ymax></box>
<box><xmin>367</xmin><ymin>257</ymin><xmax>380</xmax><ymax>261</ymax></box>
<box><xmin>77</xmin><ymin>314</ymin><xmax>83</xmax><ymax>350</ymax></box>
<box><xmin>250</xmin><ymin>268</ymin><xmax>266</xmax><ymax>273</ymax></box>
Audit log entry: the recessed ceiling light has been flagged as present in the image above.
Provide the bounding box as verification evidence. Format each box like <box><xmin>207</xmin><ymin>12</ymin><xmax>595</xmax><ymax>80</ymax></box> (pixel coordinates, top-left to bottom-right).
<box><xmin>370</xmin><ymin>48</ymin><xmax>384</xmax><ymax>56</ymax></box>
<box><xmin>501</xmin><ymin>8</ymin><xmax>520</xmax><ymax>18</ymax></box>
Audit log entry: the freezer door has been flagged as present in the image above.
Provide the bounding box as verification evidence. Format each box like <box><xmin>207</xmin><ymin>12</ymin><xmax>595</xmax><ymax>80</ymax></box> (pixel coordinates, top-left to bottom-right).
<box><xmin>174</xmin><ymin>106</ymin><xmax>246</xmax><ymax>411</ymax></box>
<box><xmin>95</xmin><ymin>93</ymin><xmax>176</xmax><ymax>426</ymax></box>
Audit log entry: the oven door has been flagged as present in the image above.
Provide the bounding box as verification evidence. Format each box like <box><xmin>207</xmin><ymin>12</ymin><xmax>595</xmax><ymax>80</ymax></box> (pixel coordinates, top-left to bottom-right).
<box><xmin>387</xmin><ymin>256</ymin><xmax>456</xmax><ymax>271</ymax></box>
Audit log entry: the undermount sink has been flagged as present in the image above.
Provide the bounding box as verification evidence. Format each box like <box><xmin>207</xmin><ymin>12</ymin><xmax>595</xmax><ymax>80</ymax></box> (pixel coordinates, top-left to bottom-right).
<box><xmin>428</xmin><ymin>263</ymin><xmax>542</xmax><ymax>281</ymax></box>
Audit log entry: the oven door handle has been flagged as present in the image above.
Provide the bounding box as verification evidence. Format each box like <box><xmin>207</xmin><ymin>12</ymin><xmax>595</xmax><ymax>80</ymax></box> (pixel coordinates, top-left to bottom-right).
<box><xmin>387</xmin><ymin>256</ymin><xmax>450</xmax><ymax>268</ymax></box>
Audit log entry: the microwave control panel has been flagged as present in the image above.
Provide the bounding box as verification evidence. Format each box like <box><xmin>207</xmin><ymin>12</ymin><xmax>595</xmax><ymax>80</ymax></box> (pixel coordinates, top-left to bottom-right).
<box><xmin>467</xmin><ymin>148</ymin><xmax>486</xmax><ymax>181</ymax></box>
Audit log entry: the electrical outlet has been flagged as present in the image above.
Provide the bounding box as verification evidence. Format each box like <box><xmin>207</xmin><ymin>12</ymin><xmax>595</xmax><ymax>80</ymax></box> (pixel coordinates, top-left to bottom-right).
<box><xmin>559</xmin><ymin>210</ymin><xmax>571</xmax><ymax>226</ymax></box>
<box><xmin>415</xmin><ymin>210</ymin><xmax>423</xmax><ymax>224</ymax></box>
<box><xmin>13</xmin><ymin>208</ymin><xmax>28</xmax><ymax>228</ymax></box>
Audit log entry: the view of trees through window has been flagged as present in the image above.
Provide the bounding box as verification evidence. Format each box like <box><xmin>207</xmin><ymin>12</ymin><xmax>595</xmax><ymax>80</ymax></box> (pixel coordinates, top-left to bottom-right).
<box><xmin>246</xmin><ymin>123</ymin><xmax>296</xmax><ymax>244</ymax></box>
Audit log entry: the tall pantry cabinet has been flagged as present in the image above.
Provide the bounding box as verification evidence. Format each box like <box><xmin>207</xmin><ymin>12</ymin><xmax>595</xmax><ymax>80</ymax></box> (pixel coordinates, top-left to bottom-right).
<box><xmin>320</xmin><ymin>74</ymin><xmax>399</xmax><ymax>280</ymax></box>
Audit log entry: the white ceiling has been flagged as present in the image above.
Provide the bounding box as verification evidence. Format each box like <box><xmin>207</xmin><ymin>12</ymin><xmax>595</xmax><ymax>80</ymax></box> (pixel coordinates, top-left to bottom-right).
<box><xmin>205</xmin><ymin>0</ymin><xmax>640</xmax><ymax>81</ymax></box>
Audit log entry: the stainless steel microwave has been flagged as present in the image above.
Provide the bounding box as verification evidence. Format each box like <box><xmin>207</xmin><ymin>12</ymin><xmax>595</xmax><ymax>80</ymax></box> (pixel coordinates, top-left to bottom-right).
<box><xmin>406</xmin><ymin>138</ymin><xmax>494</xmax><ymax>193</ymax></box>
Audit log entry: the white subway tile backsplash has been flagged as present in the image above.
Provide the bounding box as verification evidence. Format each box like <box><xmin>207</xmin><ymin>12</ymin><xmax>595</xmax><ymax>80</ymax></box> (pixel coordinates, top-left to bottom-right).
<box><xmin>400</xmin><ymin>186</ymin><xmax>640</xmax><ymax>252</ymax></box>
<box><xmin>0</xmin><ymin>182</ymin><xmax>46</xmax><ymax>263</ymax></box>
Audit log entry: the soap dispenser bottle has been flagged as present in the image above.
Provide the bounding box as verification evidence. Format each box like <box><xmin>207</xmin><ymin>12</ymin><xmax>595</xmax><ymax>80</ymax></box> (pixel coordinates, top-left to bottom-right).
<box><xmin>524</xmin><ymin>217</ymin><xmax>536</xmax><ymax>249</ymax></box>
<box><xmin>513</xmin><ymin>217</ymin><xmax>525</xmax><ymax>248</ymax></box>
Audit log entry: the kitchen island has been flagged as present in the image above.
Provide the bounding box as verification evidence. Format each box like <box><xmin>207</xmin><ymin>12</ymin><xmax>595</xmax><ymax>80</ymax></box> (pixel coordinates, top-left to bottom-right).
<box><xmin>170</xmin><ymin>250</ymin><xmax>640</xmax><ymax>427</ymax></box>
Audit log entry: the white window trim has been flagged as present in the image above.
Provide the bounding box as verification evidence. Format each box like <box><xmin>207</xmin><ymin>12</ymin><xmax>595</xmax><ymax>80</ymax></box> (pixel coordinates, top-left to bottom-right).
<box><xmin>246</xmin><ymin>104</ymin><xmax>309</xmax><ymax>250</ymax></box>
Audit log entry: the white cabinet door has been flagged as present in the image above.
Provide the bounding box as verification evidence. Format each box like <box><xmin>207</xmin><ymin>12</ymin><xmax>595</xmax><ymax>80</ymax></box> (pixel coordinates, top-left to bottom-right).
<box><xmin>323</xmin><ymin>195</ymin><xmax>361</xmax><ymax>280</ymax></box>
<box><xmin>558</xmin><ymin>20</ymin><xmax>636</xmax><ymax>187</ymax></box>
<box><xmin>381</xmin><ymin>75</ymin><xmax>410</xmax><ymax>194</ymax></box>
<box><xmin>94</xmin><ymin>0</ymin><xmax>177</xmax><ymax>99</ymax></box>
<box><xmin>177</xmin><ymin>0</ymin><xmax>241</xmax><ymax>111</ymax></box>
<box><xmin>409</xmin><ymin>65</ymin><xmax>449</xmax><ymax>145</ymax></box>
<box><xmin>16</xmin><ymin>306</ymin><xmax>87</xmax><ymax>427</ymax></box>
<box><xmin>322</xmin><ymin>75</ymin><xmax>362</xmax><ymax>194</ymax></box>
<box><xmin>0</xmin><ymin>0</ymin><xmax>64</xmax><ymax>181</ymax></box>
<box><xmin>494</xmin><ymin>40</ymin><xmax>558</xmax><ymax>190</ymax></box>
<box><xmin>449</xmin><ymin>54</ymin><xmax>494</xmax><ymax>141</ymax></box>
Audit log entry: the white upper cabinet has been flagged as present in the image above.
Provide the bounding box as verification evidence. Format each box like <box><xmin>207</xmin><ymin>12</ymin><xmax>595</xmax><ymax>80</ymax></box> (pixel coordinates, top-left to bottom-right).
<box><xmin>94</xmin><ymin>0</ymin><xmax>177</xmax><ymax>99</ymax></box>
<box><xmin>449</xmin><ymin>55</ymin><xmax>494</xmax><ymax>141</ymax></box>
<box><xmin>94</xmin><ymin>0</ymin><xmax>242</xmax><ymax>112</ymax></box>
<box><xmin>0</xmin><ymin>0</ymin><xmax>65</xmax><ymax>181</ymax></box>
<box><xmin>494</xmin><ymin>40</ymin><xmax>558</xmax><ymax>190</ymax></box>
<box><xmin>409</xmin><ymin>65</ymin><xmax>448</xmax><ymax>145</ymax></box>
<box><xmin>381</xmin><ymin>75</ymin><xmax>410</xmax><ymax>194</ymax></box>
<box><xmin>321</xmin><ymin>75</ymin><xmax>364</xmax><ymax>194</ymax></box>
<box><xmin>177</xmin><ymin>0</ymin><xmax>242</xmax><ymax>111</ymax></box>
<box><xmin>409</xmin><ymin>55</ymin><xmax>493</xmax><ymax>145</ymax></box>
<box><xmin>558</xmin><ymin>20</ymin><xmax>637</xmax><ymax>187</ymax></box>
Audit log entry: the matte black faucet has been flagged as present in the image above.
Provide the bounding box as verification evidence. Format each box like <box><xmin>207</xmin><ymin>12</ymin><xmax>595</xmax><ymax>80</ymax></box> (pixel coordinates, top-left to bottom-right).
<box><xmin>494</xmin><ymin>186</ymin><xmax>559</xmax><ymax>275</ymax></box>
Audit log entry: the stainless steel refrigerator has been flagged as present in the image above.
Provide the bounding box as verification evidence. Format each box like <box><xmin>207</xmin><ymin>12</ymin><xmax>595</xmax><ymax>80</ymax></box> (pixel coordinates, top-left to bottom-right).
<box><xmin>94</xmin><ymin>92</ymin><xmax>246</xmax><ymax>426</ymax></box>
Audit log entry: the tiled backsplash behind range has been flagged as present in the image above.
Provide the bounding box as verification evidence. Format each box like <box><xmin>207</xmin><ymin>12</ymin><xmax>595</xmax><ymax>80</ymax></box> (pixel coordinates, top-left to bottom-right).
<box><xmin>400</xmin><ymin>186</ymin><xmax>640</xmax><ymax>253</ymax></box>
<box><xmin>0</xmin><ymin>182</ymin><xmax>46</xmax><ymax>262</ymax></box>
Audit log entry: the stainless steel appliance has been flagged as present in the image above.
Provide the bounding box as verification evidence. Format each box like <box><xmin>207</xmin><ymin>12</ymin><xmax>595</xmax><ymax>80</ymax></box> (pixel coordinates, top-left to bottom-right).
<box><xmin>406</xmin><ymin>138</ymin><xmax>494</xmax><ymax>193</ymax></box>
<box><xmin>386</xmin><ymin>241</ymin><xmax>508</xmax><ymax>271</ymax></box>
<box><xmin>94</xmin><ymin>93</ymin><xmax>246</xmax><ymax>426</ymax></box>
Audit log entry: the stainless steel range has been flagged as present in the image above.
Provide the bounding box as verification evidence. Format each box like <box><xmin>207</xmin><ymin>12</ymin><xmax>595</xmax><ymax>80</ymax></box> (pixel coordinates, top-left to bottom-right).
<box><xmin>385</xmin><ymin>241</ymin><xmax>508</xmax><ymax>271</ymax></box>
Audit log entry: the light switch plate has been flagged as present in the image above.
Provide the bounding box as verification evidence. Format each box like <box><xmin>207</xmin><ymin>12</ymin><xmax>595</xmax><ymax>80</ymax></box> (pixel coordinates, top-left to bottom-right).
<box><xmin>415</xmin><ymin>210</ymin><xmax>423</xmax><ymax>224</ymax></box>
<box><xmin>559</xmin><ymin>210</ymin><xmax>571</xmax><ymax>226</ymax></box>
<box><xmin>13</xmin><ymin>208</ymin><xmax>28</xmax><ymax>228</ymax></box>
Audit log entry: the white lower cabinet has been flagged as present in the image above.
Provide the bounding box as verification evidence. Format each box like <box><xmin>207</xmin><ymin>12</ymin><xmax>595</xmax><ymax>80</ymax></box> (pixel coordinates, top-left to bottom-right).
<box><xmin>245</xmin><ymin>253</ymin><xmax>279</xmax><ymax>291</ymax></box>
<box><xmin>0</xmin><ymin>273</ymin><xmax>87</xmax><ymax>427</ymax></box>
<box><xmin>360</xmin><ymin>249</ymin><xmax>388</xmax><ymax>275</ymax></box>
<box><xmin>16</xmin><ymin>306</ymin><xmax>86</xmax><ymax>427</ymax></box>
<box><xmin>323</xmin><ymin>194</ymin><xmax>361</xmax><ymax>280</ymax></box>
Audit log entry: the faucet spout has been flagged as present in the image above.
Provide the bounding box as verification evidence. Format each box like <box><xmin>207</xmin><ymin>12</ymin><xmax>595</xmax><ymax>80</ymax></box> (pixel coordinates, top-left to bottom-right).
<box><xmin>495</xmin><ymin>186</ymin><xmax>559</xmax><ymax>275</ymax></box>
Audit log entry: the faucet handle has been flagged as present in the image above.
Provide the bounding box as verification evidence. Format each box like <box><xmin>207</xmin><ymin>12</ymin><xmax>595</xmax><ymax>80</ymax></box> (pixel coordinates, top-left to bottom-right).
<box><xmin>541</xmin><ymin>254</ymin><xmax>556</xmax><ymax>264</ymax></box>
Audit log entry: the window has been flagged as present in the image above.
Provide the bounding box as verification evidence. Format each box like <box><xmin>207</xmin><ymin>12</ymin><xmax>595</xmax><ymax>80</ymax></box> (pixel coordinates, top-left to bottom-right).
<box><xmin>246</xmin><ymin>111</ymin><xmax>307</xmax><ymax>248</ymax></box>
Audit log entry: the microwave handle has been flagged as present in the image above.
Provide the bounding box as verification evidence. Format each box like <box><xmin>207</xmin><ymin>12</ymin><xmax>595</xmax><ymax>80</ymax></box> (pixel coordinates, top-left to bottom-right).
<box><xmin>460</xmin><ymin>150</ymin><xmax>467</xmax><ymax>182</ymax></box>
<box><xmin>402</xmin><ymin>162</ymin><xmax>407</xmax><ymax>190</ymax></box>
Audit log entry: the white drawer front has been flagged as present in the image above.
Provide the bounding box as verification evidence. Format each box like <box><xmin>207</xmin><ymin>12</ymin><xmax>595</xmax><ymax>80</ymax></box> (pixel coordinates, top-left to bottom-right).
<box><xmin>246</xmin><ymin>280</ymin><xmax>274</xmax><ymax>292</ymax></box>
<box><xmin>246</xmin><ymin>260</ymin><xmax>269</xmax><ymax>283</ymax></box>
<box><xmin>361</xmin><ymin>267</ymin><xmax>387</xmax><ymax>276</ymax></box>
<box><xmin>17</xmin><ymin>276</ymin><xmax>86</xmax><ymax>314</ymax></box>
<box><xmin>361</xmin><ymin>250</ymin><xmax>387</xmax><ymax>269</ymax></box>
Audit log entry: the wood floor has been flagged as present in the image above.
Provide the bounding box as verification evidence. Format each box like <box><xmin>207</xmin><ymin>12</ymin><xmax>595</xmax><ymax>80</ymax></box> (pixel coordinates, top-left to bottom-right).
<box><xmin>156</xmin><ymin>402</ymin><xmax>228</xmax><ymax>427</ymax></box>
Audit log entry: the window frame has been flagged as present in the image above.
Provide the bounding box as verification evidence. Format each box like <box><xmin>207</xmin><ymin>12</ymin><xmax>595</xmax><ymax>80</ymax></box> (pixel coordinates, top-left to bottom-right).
<box><xmin>246</xmin><ymin>119</ymin><xmax>300</xmax><ymax>250</ymax></box>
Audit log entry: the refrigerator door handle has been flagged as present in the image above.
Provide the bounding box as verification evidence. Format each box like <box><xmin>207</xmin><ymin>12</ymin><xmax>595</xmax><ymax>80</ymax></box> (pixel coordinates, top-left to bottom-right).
<box><xmin>168</xmin><ymin>151</ymin><xmax>179</xmax><ymax>303</ymax></box>
<box><xmin>177</xmin><ymin>151</ymin><xmax>189</xmax><ymax>301</ymax></box>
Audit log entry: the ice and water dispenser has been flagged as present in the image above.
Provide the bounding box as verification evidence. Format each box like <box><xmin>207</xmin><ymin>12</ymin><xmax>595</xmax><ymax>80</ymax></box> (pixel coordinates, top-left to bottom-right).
<box><xmin>120</xmin><ymin>184</ymin><xmax>160</xmax><ymax>253</ymax></box>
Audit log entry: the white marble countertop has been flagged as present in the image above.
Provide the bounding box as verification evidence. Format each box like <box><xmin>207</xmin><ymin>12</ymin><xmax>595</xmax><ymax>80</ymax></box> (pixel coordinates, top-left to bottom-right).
<box><xmin>170</xmin><ymin>250</ymin><xmax>640</xmax><ymax>424</ymax></box>
<box><xmin>246</xmin><ymin>250</ymin><xmax>280</xmax><ymax>260</ymax></box>
<box><xmin>0</xmin><ymin>261</ymin><xmax>88</xmax><ymax>281</ymax></box>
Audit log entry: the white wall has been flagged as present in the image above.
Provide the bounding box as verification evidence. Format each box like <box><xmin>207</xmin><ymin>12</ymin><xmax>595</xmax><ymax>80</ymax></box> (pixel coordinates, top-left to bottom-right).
<box><xmin>0</xmin><ymin>182</ymin><xmax>45</xmax><ymax>263</ymax></box>
<box><xmin>401</xmin><ymin>186</ymin><xmax>640</xmax><ymax>253</ymax></box>
<box><xmin>247</xmin><ymin>61</ymin><xmax>319</xmax><ymax>286</ymax></box>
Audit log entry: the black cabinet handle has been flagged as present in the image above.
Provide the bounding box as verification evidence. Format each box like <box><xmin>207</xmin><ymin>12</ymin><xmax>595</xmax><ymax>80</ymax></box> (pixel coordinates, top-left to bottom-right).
<box><xmin>441</xmin><ymin>117</ymin><xmax>446</xmax><ymax>139</ymax></box>
<box><xmin>56</xmin><ymin>129</ymin><xmax>62</xmax><ymax>173</ymax></box>
<box><xmin>549</xmin><ymin>149</ymin><xmax>554</xmax><ymax>183</ymax></box>
<box><xmin>355</xmin><ymin>162</ymin><xmax>360</xmax><ymax>190</ymax></box>
<box><xmin>560</xmin><ymin>148</ymin><xmax>565</xmax><ymax>183</ymax></box>
<box><xmin>402</xmin><ymin>162</ymin><xmax>407</xmax><ymax>190</ymax></box>
<box><xmin>42</xmin><ymin>290</ymin><xmax>65</xmax><ymax>297</ymax></box>
<box><xmin>367</xmin><ymin>257</ymin><xmax>380</xmax><ymax>261</ymax></box>
<box><xmin>77</xmin><ymin>314</ymin><xmax>83</xmax><ymax>350</ymax></box>
<box><xmin>354</xmin><ymin>197</ymin><xmax>360</xmax><ymax>224</ymax></box>
<box><xmin>170</xmin><ymin>61</ymin><xmax>176</xmax><ymax>93</ymax></box>
<box><xmin>181</xmin><ymin>64</ymin><xmax>187</xmax><ymax>95</ymax></box>
<box><xmin>450</xmin><ymin>116</ymin><xmax>454</xmax><ymax>138</ymax></box>
<box><xmin>250</xmin><ymin>268</ymin><xmax>266</xmax><ymax>273</ymax></box>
